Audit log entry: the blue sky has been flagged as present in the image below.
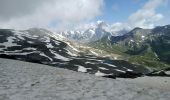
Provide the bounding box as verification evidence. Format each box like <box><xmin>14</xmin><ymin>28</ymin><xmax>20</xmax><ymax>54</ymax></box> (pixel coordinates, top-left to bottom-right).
<box><xmin>96</xmin><ymin>0</ymin><xmax>170</xmax><ymax>26</ymax></box>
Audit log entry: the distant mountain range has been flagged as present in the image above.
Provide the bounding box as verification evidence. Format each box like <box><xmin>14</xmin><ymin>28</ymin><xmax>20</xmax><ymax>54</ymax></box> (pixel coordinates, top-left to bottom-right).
<box><xmin>89</xmin><ymin>24</ymin><xmax>170</xmax><ymax>70</ymax></box>
<box><xmin>58</xmin><ymin>21</ymin><xmax>128</xmax><ymax>42</ymax></box>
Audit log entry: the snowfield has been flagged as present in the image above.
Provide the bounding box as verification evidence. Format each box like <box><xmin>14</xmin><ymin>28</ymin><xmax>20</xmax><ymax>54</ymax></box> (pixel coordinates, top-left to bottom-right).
<box><xmin>0</xmin><ymin>58</ymin><xmax>170</xmax><ymax>100</ymax></box>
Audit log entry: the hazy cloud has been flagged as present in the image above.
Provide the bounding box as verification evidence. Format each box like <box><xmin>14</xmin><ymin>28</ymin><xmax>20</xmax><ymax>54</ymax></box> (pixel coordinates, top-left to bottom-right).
<box><xmin>0</xmin><ymin>0</ymin><xmax>104</xmax><ymax>30</ymax></box>
<box><xmin>0</xmin><ymin>0</ymin><xmax>166</xmax><ymax>31</ymax></box>
<box><xmin>0</xmin><ymin>0</ymin><xmax>46</xmax><ymax>21</ymax></box>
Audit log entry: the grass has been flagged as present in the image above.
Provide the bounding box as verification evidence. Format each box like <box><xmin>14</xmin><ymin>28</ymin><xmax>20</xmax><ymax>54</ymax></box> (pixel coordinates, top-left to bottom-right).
<box><xmin>89</xmin><ymin>39</ymin><xmax>170</xmax><ymax>70</ymax></box>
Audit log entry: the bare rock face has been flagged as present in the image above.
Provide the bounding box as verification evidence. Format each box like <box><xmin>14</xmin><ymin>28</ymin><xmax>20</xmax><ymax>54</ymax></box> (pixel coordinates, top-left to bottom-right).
<box><xmin>0</xmin><ymin>58</ymin><xmax>170</xmax><ymax>100</ymax></box>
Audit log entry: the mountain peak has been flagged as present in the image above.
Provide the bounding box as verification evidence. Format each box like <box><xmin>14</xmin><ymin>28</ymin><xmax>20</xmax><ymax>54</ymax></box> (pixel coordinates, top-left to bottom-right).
<box><xmin>97</xmin><ymin>20</ymin><xmax>105</xmax><ymax>24</ymax></box>
<box><xmin>131</xmin><ymin>27</ymin><xmax>143</xmax><ymax>31</ymax></box>
<box><xmin>58</xmin><ymin>21</ymin><xmax>111</xmax><ymax>42</ymax></box>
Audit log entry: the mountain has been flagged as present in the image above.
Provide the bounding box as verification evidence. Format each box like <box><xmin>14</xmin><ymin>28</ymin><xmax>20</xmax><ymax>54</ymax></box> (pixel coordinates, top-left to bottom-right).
<box><xmin>0</xmin><ymin>28</ymin><xmax>151</xmax><ymax>78</ymax></box>
<box><xmin>58</xmin><ymin>21</ymin><xmax>112</xmax><ymax>42</ymax></box>
<box><xmin>89</xmin><ymin>25</ymin><xmax>170</xmax><ymax>70</ymax></box>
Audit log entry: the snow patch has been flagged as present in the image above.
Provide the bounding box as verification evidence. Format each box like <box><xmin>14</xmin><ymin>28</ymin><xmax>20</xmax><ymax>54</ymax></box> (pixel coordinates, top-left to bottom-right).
<box><xmin>103</xmin><ymin>63</ymin><xmax>117</xmax><ymax>67</ymax></box>
<box><xmin>27</xmin><ymin>41</ymin><xmax>34</xmax><ymax>44</ymax></box>
<box><xmin>40</xmin><ymin>53</ymin><xmax>53</xmax><ymax>61</ymax></box>
<box><xmin>89</xmin><ymin>29</ymin><xmax>95</xmax><ymax>35</ymax></box>
<box><xmin>46</xmin><ymin>43</ymin><xmax>54</xmax><ymax>48</ymax></box>
<box><xmin>90</xmin><ymin>50</ymin><xmax>98</xmax><ymax>56</ymax></box>
<box><xmin>99</xmin><ymin>67</ymin><xmax>109</xmax><ymax>70</ymax></box>
<box><xmin>75</xmin><ymin>65</ymin><xmax>88</xmax><ymax>73</ymax></box>
<box><xmin>85</xmin><ymin>62</ymin><xmax>96</xmax><ymax>64</ymax></box>
<box><xmin>130</xmin><ymin>39</ymin><xmax>134</xmax><ymax>42</ymax></box>
<box><xmin>127</xmin><ymin>69</ymin><xmax>133</xmax><ymax>72</ymax></box>
<box><xmin>67</xmin><ymin>42</ymin><xmax>79</xmax><ymax>52</ymax></box>
<box><xmin>44</xmin><ymin>37</ymin><xmax>50</xmax><ymax>43</ymax></box>
<box><xmin>0</xmin><ymin>36</ymin><xmax>21</xmax><ymax>49</ymax></box>
<box><xmin>115</xmin><ymin>69</ymin><xmax>125</xmax><ymax>73</ymax></box>
<box><xmin>114</xmin><ymin>57</ymin><xmax>117</xmax><ymax>60</ymax></box>
<box><xmin>0</xmin><ymin>51</ymin><xmax>36</xmax><ymax>55</ymax></box>
<box><xmin>95</xmin><ymin>71</ymin><xmax>112</xmax><ymax>76</ymax></box>
<box><xmin>66</xmin><ymin>50</ymin><xmax>77</xmax><ymax>56</ymax></box>
<box><xmin>50</xmin><ymin>50</ymin><xmax>70</xmax><ymax>61</ymax></box>
<box><xmin>23</xmin><ymin>48</ymin><xmax>36</xmax><ymax>51</ymax></box>
<box><xmin>13</xmin><ymin>30</ymin><xmax>25</xmax><ymax>40</ymax></box>
<box><xmin>165</xmin><ymin>71</ymin><xmax>170</xmax><ymax>75</ymax></box>
<box><xmin>141</xmin><ymin>35</ymin><xmax>145</xmax><ymax>38</ymax></box>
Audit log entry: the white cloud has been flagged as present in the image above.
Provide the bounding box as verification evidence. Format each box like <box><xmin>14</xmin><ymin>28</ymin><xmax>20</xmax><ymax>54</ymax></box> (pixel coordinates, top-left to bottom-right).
<box><xmin>75</xmin><ymin>22</ymin><xmax>96</xmax><ymax>30</ymax></box>
<box><xmin>110</xmin><ymin>0</ymin><xmax>165</xmax><ymax>33</ymax></box>
<box><xmin>128</xmin><ymin>0</ymin><xmax>164</xmax><ymax>28</ymax></box>
<box><xmin>0</xmin><ymin>0</ymin><xmax>104</xmax><ymax>31</ymax></box>
<box><xmin>110</xmin><ymin>22</ymin><xmax>131</xmax><ymax>32</ymax></box>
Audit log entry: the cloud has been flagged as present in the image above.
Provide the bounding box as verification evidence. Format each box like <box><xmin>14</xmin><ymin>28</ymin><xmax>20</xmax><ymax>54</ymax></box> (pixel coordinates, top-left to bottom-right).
<box><xmin>109</xmin><ymin>0</ymin><xmax>166</xmax><ymax>33</ymax></box>
<box><xmin>75</xmin><ymin>0</ymin><xmax>166</xmax><ymax>34</ymax></box>
<box><xmin>0</xmin><ymin>0</ymin><xmax>46</xmax><ymax>21</ymax></box>
<box><xmin>0</xmin><ymin>0</ymin><xmax>166</xmax><ymax>32</ymax></box>
<box><xmin>110</xmin><ymin>22</ymin><xmax>131</xmax><ymax>32</ymax></box>
<box><xmin>128</xmin><ymin>0</ymin><xmax>164</xmax><ymax>28</ymax></box>
<box><xmin>0</xmin><ymin>0</ymin><xmax>104</xmax><ymax>31</ymax></box>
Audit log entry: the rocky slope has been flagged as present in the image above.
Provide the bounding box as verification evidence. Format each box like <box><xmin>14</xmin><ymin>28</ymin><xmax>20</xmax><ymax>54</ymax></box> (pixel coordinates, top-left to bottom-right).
<box><xmin>0</xmin><ymin>58</ymin><xmax>170</xmax><ymax>100</ymax></box>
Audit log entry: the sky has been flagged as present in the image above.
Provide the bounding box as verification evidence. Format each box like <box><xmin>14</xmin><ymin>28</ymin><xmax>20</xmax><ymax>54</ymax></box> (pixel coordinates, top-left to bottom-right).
<box><xmin>0</xmin><ymin>0</ymin><xmax>169</xmax><ymax>31</ymax></box>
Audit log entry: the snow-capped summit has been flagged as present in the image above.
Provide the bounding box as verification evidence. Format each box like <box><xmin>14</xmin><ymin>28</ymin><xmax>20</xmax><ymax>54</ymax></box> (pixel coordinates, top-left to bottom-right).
<box><xmin>58</xmin><ymin>21</ymin><xmax>112</xmax><ymax>42</ymax></box>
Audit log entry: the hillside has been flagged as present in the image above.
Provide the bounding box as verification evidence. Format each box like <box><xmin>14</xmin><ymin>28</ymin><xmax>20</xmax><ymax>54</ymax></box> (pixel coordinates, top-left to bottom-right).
<box><xmin>89</xmin><ymin>25</ymin><xmax>170</xmax><ymax>70</ymax></box>
<box><xmin>0</xmin><ymin>28</ymin><xmax>151</xmax><ymax>78</ymax></box>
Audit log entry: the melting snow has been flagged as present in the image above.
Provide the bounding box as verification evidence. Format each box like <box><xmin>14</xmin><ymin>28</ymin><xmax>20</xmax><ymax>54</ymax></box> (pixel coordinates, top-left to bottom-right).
<box><xmin>44</xmin><ymin>37</ymin><xmax>50</xmax><ymax>43</ymax></box>
<box><xmin>85</xmin><ymin>62</ymin><xmax>96</xmax><ymax>64</ymax></box>
<box><xmin>50</xmin><ymin>50</ymin><xmax>70</xmax><ymax>61</ymax></box>
<box><xmin>95</xmin><ymin>71</ymin><xmax>112</xmax><ymax>76</ymax></box>
<box><xmin>123</xmin><ymin>67</ymin><xmax>133</xmax><ymax>72</ymax></box>
<box><xmin>130</xmin><ymin>39</ymin><xmax>134</xmax><ymax>42</ymax></box>
<box><xmin>89</xmin><ymin>29</ymin><xmax>95</xmax><ymax>35</ymax></box>
<box><xmin>27</xmin><ymin>41</ymin><xmax>34</xmax><ymax>44</ymax></box>
<box><xmin>23</xmin><ymin>47</ymin><xmax>36</xmax><ymax>51</ymax></box>
<box><xmin>99</xmin><ymin>67</ymin><xmax>109</xmax><ymax>70</ymax></box>
<box><xmin>103</xmin><ymin>63</ymin><xmax>117</xmax><ymax>67</ymax></box>
<box><xmin>13</xmin><ymin>30</ymin><xmax>25</xmax><ymax>40</ymax></box>
<box><xmin>127</xmin><ymin>69</ymin><xmax>133</xmax><ymax>72</ymax></box>
<box><xmin>87</xmin><ymin>58</ymin><xmax>103</xmax><ymax>62</ymax></box>
<box><xmin>67</xmin><ymin>42</ymin><xmax>79</xmax><ymax>52</ymax></box>
<box><xmin>66</xmin><ymin>50</ymin><xmax>77</xmax><ymax>56</ymax></box>
<box><xmin>141</xmin><ymin>35</ymin><xmax>145</xmax><ymax>38</ymax></box>
<box><xmin>40</xmin><ymin>53</ymin><xmax>53</xmax><ymax>61</ymax></box>
<box><xmin>114</xmin><ymin>57</ymin><xmax>117</xmax><ymax>60</ymax></box>
<box><xmin>0</xmin><ymin>36</ymin><xmax>21</xmax><ymax>48</ymax></box>
<box><xmin>76</xmin><ymin>65</ymin><xmax>87</xmax><ymax>73</ymax></box>
<box><xmin>90</xmin><ymin>50</ymin><xmax>98</xmax><ymax>56</ymax></box>
<box><xmin>46</xmin><ymin>43</ymin><xmax>54</xmax><ymax>48</ymax></box>
<box><xmin>0</xmin><ymin>51</ymin><xmax>36</xmax><ymax>55</ymax></box>
<box><xmin>115</xmin><ymin>69</ymin><xmax>125</xmax><ymax>73</ymax></box>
